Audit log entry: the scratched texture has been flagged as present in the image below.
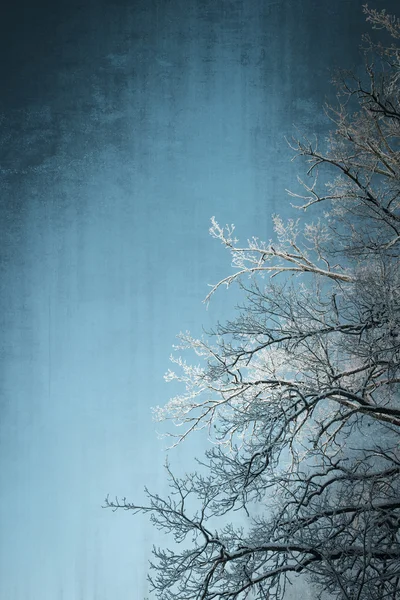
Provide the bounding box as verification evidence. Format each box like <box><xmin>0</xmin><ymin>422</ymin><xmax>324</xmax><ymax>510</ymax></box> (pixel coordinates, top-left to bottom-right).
<box><xmin>0</xmin><ymin>1</ymin><xmax>394</xmax><ymax>598</ymax></box>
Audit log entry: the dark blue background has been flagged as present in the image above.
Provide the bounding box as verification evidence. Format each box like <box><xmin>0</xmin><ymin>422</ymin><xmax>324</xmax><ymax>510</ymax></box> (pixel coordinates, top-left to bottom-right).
<box><xmin>0</xmin><ymin>1</ymin><xmax>396</xmax><ymax>598</ymax></box>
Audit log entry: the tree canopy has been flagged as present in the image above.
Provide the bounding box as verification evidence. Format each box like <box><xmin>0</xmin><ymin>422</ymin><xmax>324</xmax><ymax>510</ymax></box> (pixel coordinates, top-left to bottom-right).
<box><xmin>106</xmin><ymin>6</ymin><xmax>400</xmax><ymax>599</ymax></box>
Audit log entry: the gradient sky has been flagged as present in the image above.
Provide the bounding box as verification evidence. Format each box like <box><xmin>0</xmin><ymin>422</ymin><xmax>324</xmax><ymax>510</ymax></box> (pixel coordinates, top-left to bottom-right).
<box><xmin>0</xmin><ymin>1</ymin><xmax>397</xmax><ymax>598</ymax></box>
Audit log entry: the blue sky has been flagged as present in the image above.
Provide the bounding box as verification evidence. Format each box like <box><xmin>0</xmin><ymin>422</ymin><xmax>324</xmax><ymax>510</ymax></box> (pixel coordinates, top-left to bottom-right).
<box><xmin>0</xmin><ymin>1</ymin><xmax>396</xmax><ymax>598</ymax></box>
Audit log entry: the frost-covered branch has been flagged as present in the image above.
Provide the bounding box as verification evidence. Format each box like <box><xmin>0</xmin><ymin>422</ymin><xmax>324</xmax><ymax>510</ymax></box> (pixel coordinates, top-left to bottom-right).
<box><xmin>108</xmin><ymin>8</ymin><xmax>400</xmax><ymax>600</ymax></box>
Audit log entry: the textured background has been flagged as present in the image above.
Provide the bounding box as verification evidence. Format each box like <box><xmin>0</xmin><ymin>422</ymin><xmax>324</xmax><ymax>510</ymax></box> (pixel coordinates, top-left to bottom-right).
<box><xmin>0</xmin><ymin>1</ymin><xmax>396</xmax><ymax>598</ymax></box>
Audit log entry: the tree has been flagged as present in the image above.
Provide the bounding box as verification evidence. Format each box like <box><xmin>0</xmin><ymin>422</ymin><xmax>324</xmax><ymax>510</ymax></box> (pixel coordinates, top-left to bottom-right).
<box><xmin>106</xmin><ymin>6</ymin><xmax>400</xmax><ymax>599</ymax></box>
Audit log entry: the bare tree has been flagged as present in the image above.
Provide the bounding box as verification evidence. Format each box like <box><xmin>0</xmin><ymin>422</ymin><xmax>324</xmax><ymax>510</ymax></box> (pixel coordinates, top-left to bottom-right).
<box><xmin>106</xmin><ymin>6</ymin><xmax>400</xmax><ymax>599</ymax></box>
